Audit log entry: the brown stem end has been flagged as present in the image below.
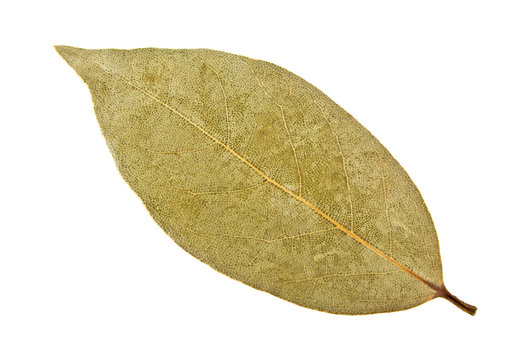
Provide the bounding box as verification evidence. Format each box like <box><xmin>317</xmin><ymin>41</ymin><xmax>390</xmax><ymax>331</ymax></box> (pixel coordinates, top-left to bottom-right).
<box><xmin>437</xmin><ymin>285</ymin><xmax>477</xmax><ymax>316</ymax></box>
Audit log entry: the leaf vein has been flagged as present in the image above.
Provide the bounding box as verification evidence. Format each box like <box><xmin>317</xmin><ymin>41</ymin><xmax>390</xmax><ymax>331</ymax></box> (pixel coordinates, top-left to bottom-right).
<box><xmin>197</xmin><ymin>58</ymin><xmax>231</xmax><ymax>145</ymax></box>
<box><xmin>313</xmin><ymin>99</ymin><xmax>355</xmax><ymax>232</ymax></box>
<box><xmin>244</xmin><ymin>61</ymin><xmax>303</xmax><ymax>196</ymax></box>
<box><xmin>283</xmin><ymin>270</ymin><xmax>402</xmax><ymax>283</ymax></box>
<box><xmin>378</xmin><ymin>153</ymin><xmax>394</xmax><ymax>257</ymax></box>
<box><xmin>129</xmin><ymin>170</ymin><xmax>268</xmax><ymax>196</ymax></box>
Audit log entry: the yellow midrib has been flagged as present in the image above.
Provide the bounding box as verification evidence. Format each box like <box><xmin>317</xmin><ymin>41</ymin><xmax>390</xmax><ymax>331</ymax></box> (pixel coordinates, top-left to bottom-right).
<box><xmin>95</xmin><ymin>60</ymin><xmax>440</xmax><ymax>294</ymax></box>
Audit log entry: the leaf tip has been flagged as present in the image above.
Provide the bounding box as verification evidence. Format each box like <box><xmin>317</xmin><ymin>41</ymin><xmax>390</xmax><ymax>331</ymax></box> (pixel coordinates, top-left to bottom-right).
<box><xmin>54</xmin><ymin>45</ymin><xmax>82</xmax><ymax>61</ymax></box>
<box><xmin>54</xmin><ymin>45</ymin><xmax>94</xmax><ymax>80</ymax></box>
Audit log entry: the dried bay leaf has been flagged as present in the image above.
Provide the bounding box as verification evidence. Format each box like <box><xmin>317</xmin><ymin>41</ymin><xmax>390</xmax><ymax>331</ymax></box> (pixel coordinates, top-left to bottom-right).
<box><xmin>56</xmin><ymin>45</ymin><xmax>476</xmax><ymax>315</ymax></box>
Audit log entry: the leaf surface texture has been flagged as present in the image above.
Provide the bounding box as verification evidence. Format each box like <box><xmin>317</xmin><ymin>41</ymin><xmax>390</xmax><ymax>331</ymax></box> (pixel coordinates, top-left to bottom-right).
<box><xmin>56</xmin><ymin>46</ymin><xmax>475</xmax><ymax>315</ymax></box>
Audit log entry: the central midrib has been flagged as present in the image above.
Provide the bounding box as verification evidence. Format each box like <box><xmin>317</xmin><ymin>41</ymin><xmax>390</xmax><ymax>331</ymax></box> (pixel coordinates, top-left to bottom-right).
<box><xmin>97</xmin><ymin>61</ymin><xmax>440</xmax><ymax>294</ymax></box>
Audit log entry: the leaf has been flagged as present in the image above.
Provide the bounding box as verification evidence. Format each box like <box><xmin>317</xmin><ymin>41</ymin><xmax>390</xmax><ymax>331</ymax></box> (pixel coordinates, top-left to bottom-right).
<box><xmin>56</xmin><ymin>45</ymin><xmax>476</xmax><ymax>315</ymax></box>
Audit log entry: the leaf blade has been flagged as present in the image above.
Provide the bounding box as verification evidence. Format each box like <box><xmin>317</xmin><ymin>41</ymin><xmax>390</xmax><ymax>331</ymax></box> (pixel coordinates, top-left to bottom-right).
<box><xmin>56</xmin><ymin>45</ymin><xmax>475</xmax><ymax>315</ymax></box>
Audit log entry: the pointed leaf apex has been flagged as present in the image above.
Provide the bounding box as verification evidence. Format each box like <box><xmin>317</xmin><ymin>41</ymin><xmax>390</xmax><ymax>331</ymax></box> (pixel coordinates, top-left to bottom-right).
<box><xmin>54</xmin><ymin>45</ymin><xmax>86</xmax><ymax>61</ymax></box>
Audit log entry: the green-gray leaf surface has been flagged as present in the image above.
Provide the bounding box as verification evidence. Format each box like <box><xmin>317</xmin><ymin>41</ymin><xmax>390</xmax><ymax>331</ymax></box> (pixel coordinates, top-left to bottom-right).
<box><xmin>56</xmin><ymin>45</ymin><xmax>476</xmax><ymax>315</ymax></box>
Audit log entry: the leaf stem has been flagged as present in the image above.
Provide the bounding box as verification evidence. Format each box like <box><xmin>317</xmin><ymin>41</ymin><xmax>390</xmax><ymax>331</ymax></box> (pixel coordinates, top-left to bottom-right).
<box><xmin>437</xmin><ymin>285</ymin><xmax>477</xmax><ymax>316</ymax></box>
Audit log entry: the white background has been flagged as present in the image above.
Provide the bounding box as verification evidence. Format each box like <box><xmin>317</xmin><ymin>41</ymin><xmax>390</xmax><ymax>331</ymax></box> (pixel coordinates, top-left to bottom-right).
<box><xmin>1</xmin><ymin>1</ymin><xmax>530</xmax><ymax>359</ymax></box>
